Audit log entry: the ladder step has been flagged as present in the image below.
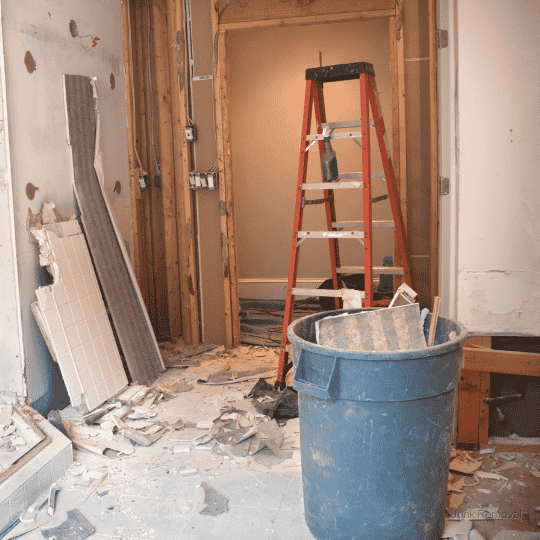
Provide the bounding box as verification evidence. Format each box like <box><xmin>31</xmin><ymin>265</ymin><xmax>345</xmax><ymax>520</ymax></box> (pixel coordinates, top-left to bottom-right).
<box><xmin>298</xmin><ymin>231</ymin><xmax>364</xmax><ymax>239</ymax></box>
<box><xmin>322</xmin><ymin>120</ymin><xmax>375</xmax><ymax>130</ymax></box>
<box><xmin>332</xmin><ymin>220</ymin><xmax>395</xmax><ymax>228</ymax></box>
<box><xmin>338</xmin><ymin>172</ymin><xmax>385</xmax><ymax>180</ymax></box>
<box><xmin>306</xmin><ymin>131</ymin><xmax>362</xmax><ymax>141</ymax></box>
<box><xmin>337</xmin><ymin>266</ymin><xmax>405</xmax><ymax>275</ymax></box>
<box><xmin>291</xmin><ymin>288</ymin><xmax>365</xmax><ymax>298</ymax></box>
<box><xmin>302</xmin><ymin>181</ymin><xmax>362</xmax><ymax>190</ymax></box>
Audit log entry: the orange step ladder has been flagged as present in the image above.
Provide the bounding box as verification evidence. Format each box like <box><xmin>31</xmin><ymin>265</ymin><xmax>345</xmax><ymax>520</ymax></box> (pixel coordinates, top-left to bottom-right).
<box><xmin>275</xmin><ymin>61</ymin><xmax>413</xmax><ymax>390</ymax></box>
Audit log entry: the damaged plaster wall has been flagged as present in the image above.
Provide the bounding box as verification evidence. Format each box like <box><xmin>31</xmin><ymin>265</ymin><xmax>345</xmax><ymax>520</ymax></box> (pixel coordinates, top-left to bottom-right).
<box><xmin>2</xmin><ymin>0</ymin><xmax>132</xmax><ymax>411</ymax></box>
<box><xmin>456</xmin><ymin>0</ymin><xmax>540</xmax><ymax>333</ymax></box>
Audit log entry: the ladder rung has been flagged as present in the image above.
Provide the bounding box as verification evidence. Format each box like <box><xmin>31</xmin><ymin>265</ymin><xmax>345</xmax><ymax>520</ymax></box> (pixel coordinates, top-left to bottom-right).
<box><xmin>306</xmin><ymin>131</ymin><xmax>362</xmax><ymax>141</ymax></box>
<box><xmin>302</xmin><ymin>181</ymin><xmax>362</xmax><ymax>190</ymax></box>
<box><xmin>337</xmin><ymin>266</ymin><xmax>405</xmax><ymax>275</ymax></box>
<box><xmin>298</xmin><ymin>231</ymin><xmax>364</xmax><ymax>239</ymax></box>
<box><xmin>332</xmin><ymin>220</ymin><xmax>395</xmax><ymax>228</ymax></box>
<box><xmin>338</xmin><ymin>172</ymin><xmax>386</xmax><ymax>180</ymax></box>
<box><xmin>291</xmin><ymin>288</ymin><xmax>365</xmax><ymax>298</ymax></box>
<box><xmin>322</xmin><ymin>120</ymin><xmax>375</xmax><ymax>130</ymax></box>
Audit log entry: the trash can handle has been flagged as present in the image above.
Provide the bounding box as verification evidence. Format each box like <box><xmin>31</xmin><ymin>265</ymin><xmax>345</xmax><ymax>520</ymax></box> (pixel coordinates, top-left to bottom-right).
<box><xmin>293</xmin><ymin>350</ymin><xmax>338</xmax><ymax>400</ymax></box>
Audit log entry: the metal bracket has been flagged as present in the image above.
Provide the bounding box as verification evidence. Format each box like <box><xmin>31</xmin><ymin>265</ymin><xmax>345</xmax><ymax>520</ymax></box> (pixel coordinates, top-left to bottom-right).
<box><xmin>438</xmin><ymin>29</ymin><xmax>449</xmax><ymax>49</ymax></box>
<box><xmin>440</xmin><ymin>177</ymin><xmax>450</xmax><ymax>195</ymax></box>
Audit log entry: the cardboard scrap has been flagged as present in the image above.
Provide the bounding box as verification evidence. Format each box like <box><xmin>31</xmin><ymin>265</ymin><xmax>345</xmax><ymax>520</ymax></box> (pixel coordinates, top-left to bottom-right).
<box><xmin>449</xmin><ymin>458</ymin><xmax>483</xmax><ymax>475</ymax></box>
<box><xmin>447</xmin><ymin>492</ymin><xmax>467</xmax><ymax>511</ymax></box>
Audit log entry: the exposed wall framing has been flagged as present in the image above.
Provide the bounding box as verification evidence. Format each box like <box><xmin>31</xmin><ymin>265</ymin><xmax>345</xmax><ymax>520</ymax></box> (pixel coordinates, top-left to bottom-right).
<box><xmin>124</xmin><ymin>0</ymin><xmax>439</xmax><ymax>347</ymax></box>
<box><xmin>123</xmin><ymin>0</ymin><xmax>200</xmax><ymax>344</ymax></box>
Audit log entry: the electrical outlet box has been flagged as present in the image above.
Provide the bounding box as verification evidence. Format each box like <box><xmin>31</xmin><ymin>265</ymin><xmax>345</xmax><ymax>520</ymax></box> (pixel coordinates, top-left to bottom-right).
<box><xmin>139</xmin><ymin>172</ymin><xmax>149</xmax><ymax>190</ymax></box>
<box><xmin>184</xmin><ymin>125</ymin><xmax>197</xmax><ymax>142</ymax></box>
<box><xmin>189</xmin><ymin>172</ymin><xmax>218</xmax><ymax>190</ymax></box>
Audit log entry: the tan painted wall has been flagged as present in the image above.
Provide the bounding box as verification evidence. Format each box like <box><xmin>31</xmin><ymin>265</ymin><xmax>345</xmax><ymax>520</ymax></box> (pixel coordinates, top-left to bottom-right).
<box><xmin>227</xmin><ymin>20</ymin><xmax>395</xmax><ymax>298</ymax></box>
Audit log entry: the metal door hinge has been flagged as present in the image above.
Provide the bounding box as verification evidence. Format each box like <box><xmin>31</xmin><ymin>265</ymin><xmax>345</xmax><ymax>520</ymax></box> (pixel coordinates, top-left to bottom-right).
<box><xmin>438</xmin><ymin>29</ymin><xmax>448</xmax><ymax>49</ymax></box>
<box><xmin>440</xmin><ymin>177</ymin><xmax>450</xmax><ymax>195</ymax></box>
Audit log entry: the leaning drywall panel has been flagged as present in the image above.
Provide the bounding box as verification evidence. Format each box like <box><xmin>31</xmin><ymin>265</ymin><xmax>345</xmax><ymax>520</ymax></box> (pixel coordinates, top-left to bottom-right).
<box><xmin>1</xmin><ymin>0</ymin><xmax>132</xmax><ymax>409</ymax></box>
<box><xmin>0</xmin><ymin>8</ymin><xmax>25</xmax><ymax>400</ymax></box>
<box><xmin>63</xmin><ymin>74</ymin><xmax>165</xmax><ymax>385</ymax></box>
<box><xmin>456</xmin><ymin>0</ymin><xmax>540</xmax><ymax>333</ymax></box>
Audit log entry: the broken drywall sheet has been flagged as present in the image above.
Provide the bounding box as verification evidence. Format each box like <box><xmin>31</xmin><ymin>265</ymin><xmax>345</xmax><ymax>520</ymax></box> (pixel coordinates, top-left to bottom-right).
<box><xmin>31</xmin><ymin>217</ymin><xmax>128</xmax><ymax>412</ymax></box>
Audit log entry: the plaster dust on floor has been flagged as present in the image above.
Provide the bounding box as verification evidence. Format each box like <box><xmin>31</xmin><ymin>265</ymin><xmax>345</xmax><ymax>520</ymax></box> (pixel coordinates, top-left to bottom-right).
<box><xmin>4</xmin><ymin>343</ymin><xmax>540</xmax><ymax>540</ymax></box>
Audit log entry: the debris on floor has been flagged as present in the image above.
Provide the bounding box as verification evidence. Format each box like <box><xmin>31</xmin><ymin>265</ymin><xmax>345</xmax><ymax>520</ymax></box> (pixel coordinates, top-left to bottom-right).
<box><xmin>199</xmin><ymin>482</ymin><xmax>229</xmax><ymax>516</ymax></box>
<box><xmin>41</xmin><ymin>509</ymin><xmax>94</xmax><ymax>540</ymax></box>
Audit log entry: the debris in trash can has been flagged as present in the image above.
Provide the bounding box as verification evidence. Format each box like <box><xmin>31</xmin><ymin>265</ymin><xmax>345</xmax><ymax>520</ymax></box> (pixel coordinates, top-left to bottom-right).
<box><xmin>479</xmin><ymin>448</ymin><xmax>495</xmax><ymax>454</ymax></box>
<box><xmin>199</xmin><ymin>482</ymin><xmax>229</xmax><ymax>516</ymax></box>
<box><xmin>427</xmin><ymin>296</ymin><xmax>441</xmax><ymax>346</ymax></box>
<box><xmin>388</xmin><ymin>283</ymin><xmax>417</xmax><ymax>307</ymax></box>
<box><xmin>316</xmin><ymin>303</ymin><xmax>427</xmax><ymax>351</ymax></box>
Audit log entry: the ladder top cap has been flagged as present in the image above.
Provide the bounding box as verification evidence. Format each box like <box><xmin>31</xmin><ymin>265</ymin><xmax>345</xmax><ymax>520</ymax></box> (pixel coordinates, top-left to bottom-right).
<box><xmin>306</xmin><ymin>62</ymin><xmax>375</xmax><ymax>82</ymax></box>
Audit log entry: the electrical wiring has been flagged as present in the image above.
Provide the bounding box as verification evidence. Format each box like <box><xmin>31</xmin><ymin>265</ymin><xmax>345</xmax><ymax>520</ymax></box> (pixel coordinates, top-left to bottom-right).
<box><xmin>218</xmin><ymin>0</ymin><xmax>252</xmax><ymax>23</ymax></box>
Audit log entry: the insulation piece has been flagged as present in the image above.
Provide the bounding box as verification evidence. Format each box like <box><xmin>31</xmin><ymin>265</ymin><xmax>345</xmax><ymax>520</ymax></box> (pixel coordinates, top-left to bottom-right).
<box><xmin>32</xmin><ymin>221</ymin><xmax>128</xmax><ymax>412</ymax></box>
<box><xmin>63</xmin><ymin>74</ymin><xmax>164</xmax><ymax>385</ymax></box>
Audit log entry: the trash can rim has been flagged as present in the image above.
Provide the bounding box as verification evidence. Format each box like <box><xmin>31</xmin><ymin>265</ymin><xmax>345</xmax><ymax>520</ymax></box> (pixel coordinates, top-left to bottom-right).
<box><xmin>287</xmin><ymin>308</ymin><xmax>469</xmax><ymax>361</ymax></box>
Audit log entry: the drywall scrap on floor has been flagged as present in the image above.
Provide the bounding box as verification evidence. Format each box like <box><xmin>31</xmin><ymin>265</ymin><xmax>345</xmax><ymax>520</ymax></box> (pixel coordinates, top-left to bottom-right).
<box><xmin>31</xmin><ymin>218</ymin><xmax>128</xmax><ymax>412</ymax></box>
<box><xmin>63</xmin><ymin>74</ymin><xmax>164</xmax><ymax>385</ymax></box>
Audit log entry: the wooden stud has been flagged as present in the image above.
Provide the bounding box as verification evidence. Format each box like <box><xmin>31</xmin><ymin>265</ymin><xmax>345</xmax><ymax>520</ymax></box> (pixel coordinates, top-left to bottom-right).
<box><xmin>429</xmin><ymin>0</ymin><xmax>439</xmax><ymax>302</ymax></box>
<box><xmin>144</xmin><ymin>0</ymin><xmax>169</xmax><ymax>339</ymax></box>
<box><xmin>134</xmin><ymin>0</ymin><xmax>157</xmax><ymax>326</ymax></box>
<box><xmin>427</xmin><ymin>296</ymin><xmax>440</xmax><ymax>346</ymax></box>
<box><xmin>212</xmin><ymin>0</ymin><xmax>240</xmax><ymax>349</ymax></box>
<box><xmin>457</xmin><ymin>369</ymin><xmax>481</xmax><ymax>450</ymax></box>
<box><xmin>218</xmin><ymin>9</ymin><xmax>396</xmax><ymax>32</ymax></box>
<box><xmin>168</xmin><ymin>0</ymin><xmax>200</xmax><ymax>346</ymax></box>
<box><xmin>122</xmin><ymin>0</ymin><xmax>143</xmax><ymax>291</ymax></box>
<box><xmin>463</xmin><ymin>348</ymin><xmax>540</xmax><ymax>377</ymax></box>
<box><xmin>212</xmin><ymin>4</ymin><xmax>233</xmax><ymax>349</ymax></box>
<box><xmin>152</xmin><ymin>0</ymin><xmax>181</xmax><ymax>339</ymax></box>
<box><xmin>478</xmin><ymin>372</ymin><xmax>490</xmax><ymax>444</ymax></box>
<box><xmin>396</xmin><ymin>4</ymin><xmax>407</xmax><ymax>237</ymax></box>
<box><xmin>219</xmin><ymin>33</ymin><xmax>241</xmax><ymax>347</ymax></box>
<box><xmin>389</xmin><ymin>16</ymin><xmax>403</xmax><ymax>291</ymax></box>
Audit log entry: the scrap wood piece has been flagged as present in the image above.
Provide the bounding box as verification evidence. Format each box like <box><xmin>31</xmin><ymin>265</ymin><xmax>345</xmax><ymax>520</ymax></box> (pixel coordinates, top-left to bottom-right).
<box><xmin>447</xmin><ymin>492</ymin><xmax>467</xmax><ymax>512</ymax></box>
<box><xmin>41</xmin><ymin>509</ymin><xmax>95</xmax><ymax>540</ymax></box>
<box><xmin>63</xmin><ymin>74</ymin><xmax>164</xmax><ymax>386</ymax></box>
<box><xmin>170</xmin><ymin>343</ymin><xmax>220</xmax><ymax>361</ymax></box>
<box><xmin>449</xmin><ymin>458</ymin><xmax>483</xmax><ymax>475</ymax></box>
<box><xmin>202</xmin><ymin>369</ymin><xmax>277</xmax><ymax>386</ymax></box>
<box><xmin>476</xmin><ymin>471</ymin><xmax>507</xmax><ymax>481</ymax></box>
<box><xmin>199</xmin><ymin>482</ymin><xmax>229</xmax><ymax>516</ymax></box>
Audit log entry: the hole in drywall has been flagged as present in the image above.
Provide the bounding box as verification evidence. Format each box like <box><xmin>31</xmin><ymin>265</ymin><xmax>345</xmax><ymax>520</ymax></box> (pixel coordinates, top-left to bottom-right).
<box><xmin>24</xmin><ymin>51</ymin><xmax>36</xmax><ymax>73</ymax></box>
<box><xmin>113</xmin><ymin>180</ymin><xmax>121</xmax><ymax>194</ymax></box>
<box><xmin>110</xmin><ymin>73</ymin><xmax>116</xmax><ymax>90</ymax></box>
<box><xmin>26</xmin><ymin>182</ymin><xmax>38</xmax><ymax>200</ymax></box>
<box><xmin>69</xmin><ymin>20</ymin><xmax>78</xmax><ymax>37</ymax></box>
